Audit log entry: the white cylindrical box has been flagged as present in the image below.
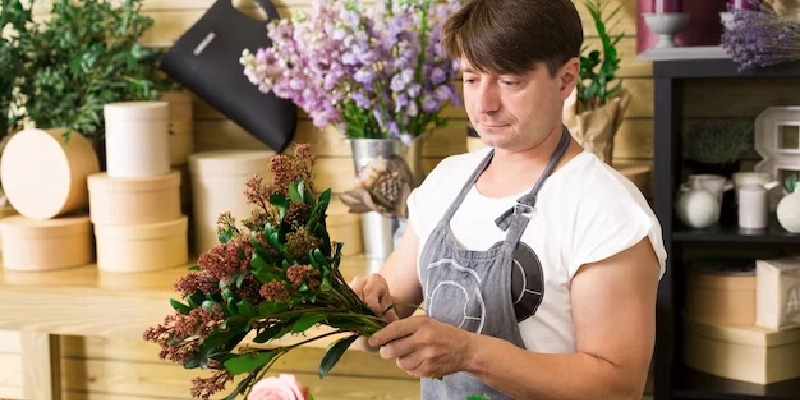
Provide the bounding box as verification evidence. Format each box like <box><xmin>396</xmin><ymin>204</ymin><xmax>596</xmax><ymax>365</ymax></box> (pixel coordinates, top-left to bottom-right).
<box><xmin>0</xmin><ymin>215</ymin><xmax>93</xmax><ymax>271</ymax></box>
<box><xmin>104</xmin><ymin>102</ymin><xmax>170</xmax><ymax>178</ymax></box>
<box><xmin>87</xmin><ymin>171</ymin><xmax>181</xmax><ymax>225</ymax></box>
<box><xmin>188</xmin><ymin>150</ymin><xmax>275</xmax><ymax>254</ymax></box>
<box><xmin>0</xmin><ymin>128</ymin><xmax>99</xmax><ymax>220</ymax></box>
<box><xmin>738</xmin><ymin>185</ymin><xmax>768</xmax><ymax>229</ymax></box>
<box><xmin>95</xmin><ymin>216</ymin><xmax>189</xmax><ymax>272</ymax></box>
<box><xmin>161</xmin><ymin>90</ymin><xmax>194</xmax><ymax>166</ymax></box>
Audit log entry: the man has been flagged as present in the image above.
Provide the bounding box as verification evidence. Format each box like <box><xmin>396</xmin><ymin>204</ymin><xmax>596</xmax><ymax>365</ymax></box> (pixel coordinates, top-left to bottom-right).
<box><xmin>349</xmin><ymin>1</ymin><xmax>667</xmax><ymax>399</ymax></box>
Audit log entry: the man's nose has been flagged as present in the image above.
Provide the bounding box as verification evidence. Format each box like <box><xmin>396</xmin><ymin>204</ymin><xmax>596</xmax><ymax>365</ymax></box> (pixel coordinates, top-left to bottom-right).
<box><xmin>477</xmin><ymin>83</ymin><xmax>501</xmax><ymax>114</ymax></box>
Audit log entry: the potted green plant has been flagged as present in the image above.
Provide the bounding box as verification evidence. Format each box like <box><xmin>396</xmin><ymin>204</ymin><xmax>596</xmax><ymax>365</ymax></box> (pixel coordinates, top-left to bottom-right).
<box><xmin>683</xmin><ymin>118</ymin><xmax>753</xmax><ymax>177</ymax></box>
<box><xmin>15</xmin><ymin>0</ymin><xmax>173</xmax><ymax>167</ymax></box>
<box><xmin>0</xmin><ymin>0</ymin><xmax>33</xmax><ymax>140</ymax></box>
<box><xmin>563</xmin><ymin>0</ymin><xmax>631</xmax><ymax>164</ymax></box>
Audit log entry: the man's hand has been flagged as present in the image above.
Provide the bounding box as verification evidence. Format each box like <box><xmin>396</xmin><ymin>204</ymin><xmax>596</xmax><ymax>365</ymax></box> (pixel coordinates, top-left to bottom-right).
<box><xmin>349</xmin><ymin>274</ymin><xmax>399</xmax><ymax>322</ymax></box>
<box><xmin>367</xmin><ymin>315</ymin><xmax>473</xmax><ymax>378</ymax></box>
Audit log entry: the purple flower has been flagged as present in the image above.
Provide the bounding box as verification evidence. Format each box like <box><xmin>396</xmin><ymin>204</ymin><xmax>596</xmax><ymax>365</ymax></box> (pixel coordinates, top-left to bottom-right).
<box><xmin>721</xmin><ymin>9</ymin><xmax>800</xmax><ymax>71</ymax></box>
<box><xmin>240</xmin><ymin>0</ymin><xmax>464</xmax><ymax>141</ymax></box>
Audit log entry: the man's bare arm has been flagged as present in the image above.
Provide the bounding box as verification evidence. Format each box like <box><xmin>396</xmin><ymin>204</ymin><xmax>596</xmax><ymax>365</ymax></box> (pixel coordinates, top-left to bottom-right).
<box><xmin>461</xmin><ymin>237</ymin><xmax>660</xmax><ymax>400</ymax></box>
<box><xmin>377</xmin><ymin>222</ymin><xmax>424</xmax><ymax>319</ymax></box>
<box><xmin>352</xmin><ymin>222</ymin><xmax>424</xmax><ymax>353</ymax></box>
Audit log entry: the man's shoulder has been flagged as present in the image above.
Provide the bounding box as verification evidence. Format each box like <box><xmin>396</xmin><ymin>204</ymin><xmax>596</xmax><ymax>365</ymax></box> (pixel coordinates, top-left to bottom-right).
<box><xmin>422</xmin><ymin>147</ymin><xmax>490</xmax><ymax>184</ymax></box>
<box><xmin>549</xmin><ymin>152</ymin><xmax>648</xmax><ymax>204</ymax></box>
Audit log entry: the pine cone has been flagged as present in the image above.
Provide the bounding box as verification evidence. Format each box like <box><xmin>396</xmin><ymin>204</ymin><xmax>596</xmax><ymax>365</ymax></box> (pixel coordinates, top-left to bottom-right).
<box><xmin>370</xmin><ymin>170</ymin><xmax>402</xmax><ymax>208</ymax></box>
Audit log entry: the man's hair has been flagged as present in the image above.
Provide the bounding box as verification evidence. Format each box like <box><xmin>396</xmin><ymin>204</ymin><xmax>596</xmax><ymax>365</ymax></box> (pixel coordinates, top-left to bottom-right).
<box><xmin>442</xmin><ymin>0</ymin><xmax>584</xmax><ymax>77</ymax></box>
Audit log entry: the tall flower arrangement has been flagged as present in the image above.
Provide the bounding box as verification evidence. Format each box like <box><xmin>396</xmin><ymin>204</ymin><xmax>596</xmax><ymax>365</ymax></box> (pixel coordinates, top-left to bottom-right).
<box><xmin>239</xmin><ymin>0</ymin><xmax>463</xmax><ymax>144</ymax></box>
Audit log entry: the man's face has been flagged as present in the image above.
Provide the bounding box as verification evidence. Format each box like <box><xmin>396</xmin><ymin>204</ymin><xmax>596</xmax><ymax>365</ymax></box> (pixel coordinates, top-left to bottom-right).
<box><xmin>461</xmin><ymin>58</ymin><xmax>578</xmax><ymax>151</ymax></box>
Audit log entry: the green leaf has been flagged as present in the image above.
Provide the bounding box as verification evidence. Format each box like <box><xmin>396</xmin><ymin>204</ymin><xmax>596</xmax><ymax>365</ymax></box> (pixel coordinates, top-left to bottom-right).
<box><xmin>268</xmin><ymin>229</ymin><xmax>281</xmax><ymax>249</ymax></box>
<box><xmin>318</xmin><ymin>334</ymin><xmax>359</xmax><ymax>379</ymax></box>
<box><xmin>318</xmin><ymin>188</ymin><xmax>332</xmax><ymax>208</ymax></box>
<box><xmin>332</xmin><ymin>242</ymin><xmax>344</xmax><ymax>265</ymax></box>
<box><xmin>203</xmin><ymin>330</ymin><xmax>239</xmax><ymax>351</ymax></box>
<box><xmin>237</xmin><ymin>298</ymin><xmax>255</xmax><ymax>317</ymax></box>
<box><xmin>292</xmin><ymin>313</ymin><xmax>327</xmax><ymax>333</ymax></box>
<box><xmin>325</xmin><ymin>317</ymin><xmax>362</xmax><ymax>330</ymax></box>
<box><xmin>201</xmin><ymin>300</ymin><xmax>219</xmax><ymax>312</ymax></box>
<box><xmin>235</xmin><ymin>273</ymin><xmax>246</xmax><ymax>289</ymax></box>
<box><xmin>169</xmin><ymin>298</ymin><xmax>190</xmax><ymax>314</ymax></box>
<box><xmin>288</xmin><ymin>181</ymin><xmax>304</xmax><ymax>204</ymax></box>
<box><xmin>253</xmin><ymin>323</ymin><xmax>293</xmax><ymax>343</ymax></box>
<box><xmin>222</xmin><ymin>369</ymin><xmax>261</xmax><ymax>400</ymax></box>
<box><xmin>188</xmin><ymin>264</ymin><xmax>200</xmax><ymax>271</ymax></box>
<box><xmin>187</xmin><ymin>292</ymin><xmax>205</xmax><ymax>309</ymax></box>
<box><xmin>298</xmin><ymin>180</ymin><xmax>310</xmax><ymax>205</ymax></box>
<box><xmin>309</xmin><ymin>248</ymin><xmax>328</xmax><ymax>268</ymax></box>
<box><xmin>270</xmin><ymin>193</ymin><xmax>288</xmax><ymax>208</ymax></box>
<box><xmin>251</xmin><ymin>253</ymin><xmax>270</xmax><ymax>270</ymax></box>
<box><xmin>257</xmin><ymin>300</ymin><xmax>288</xmax><ymax>316</ymax></box>
<box><xmin>223</xmin><ymin>351</ymin><xmax>273</xmax><ymax>375</ymax></box>
<box><xmin>255</xmin><ymin>269</ymin><xmax>284</xmax><ymax>285</ymax></box>
<box><xmin>219</xmin><ymin>228</ymin><xmax>236</xmax><ymax>244</ymax></box>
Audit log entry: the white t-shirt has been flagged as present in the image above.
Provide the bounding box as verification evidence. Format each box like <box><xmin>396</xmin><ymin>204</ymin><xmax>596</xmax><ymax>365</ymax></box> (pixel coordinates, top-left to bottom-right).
<box><xmin>406</xmin><ymin>147</ymin><xmax>667</xmax><ymax>353</ymax></box>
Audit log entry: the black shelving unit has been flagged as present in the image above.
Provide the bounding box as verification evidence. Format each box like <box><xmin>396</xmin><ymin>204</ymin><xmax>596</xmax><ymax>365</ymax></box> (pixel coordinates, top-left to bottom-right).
<box><xmin>652</xmin><ymin>58</ymin><xmax>800</xmax><ymax>400</ymax></box>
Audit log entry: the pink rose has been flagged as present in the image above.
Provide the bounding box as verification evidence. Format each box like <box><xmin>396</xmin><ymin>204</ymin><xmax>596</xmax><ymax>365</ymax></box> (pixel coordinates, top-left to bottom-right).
<box><xmin>248</xmin><ymin>374</ymin><xmax>309</xmax><ymax>400</ymax></box>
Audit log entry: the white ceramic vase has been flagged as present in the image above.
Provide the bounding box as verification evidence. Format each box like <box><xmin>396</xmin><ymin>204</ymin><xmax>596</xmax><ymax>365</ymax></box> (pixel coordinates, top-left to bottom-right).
<box><xmin>776</xmin><ymin>191</ymin><xmax>800</xmax><ymax>233</ymax></box>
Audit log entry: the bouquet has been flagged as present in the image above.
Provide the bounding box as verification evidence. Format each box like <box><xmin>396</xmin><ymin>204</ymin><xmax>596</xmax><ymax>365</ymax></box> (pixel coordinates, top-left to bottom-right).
<box><xmin>143</xmin><ymin>144</ymin><xmax>395</xmax><ymax>400</ymax></box>
<box><xmin>239</xmin><ymin>0</ymin><xmax>463</xmax><ymax>144</ymax></box>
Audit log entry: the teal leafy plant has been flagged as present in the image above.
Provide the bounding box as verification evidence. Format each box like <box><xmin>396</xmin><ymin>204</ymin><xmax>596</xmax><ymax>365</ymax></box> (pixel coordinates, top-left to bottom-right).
<box><xmin>563</xmin><ymin>0</ymin><xmax>630</xmax><ymax>163</ymax></box>
<box><xmin>0</xmin><ymin>0</ymin><xmax>33</xmax><ymax>139</ymax></box>
<box><xmin>143</xmin><ymin>144</ymin><xmax>393</xmax><ymax>400</ymax></box>
<box><xmin>574</xmin><ymin>0</ymin><xmax>625</xmax><ymax>113</ymax></box>
<box><xmin>14</xmin><ymin>0</ymin><xmax>172</xmax><ymax>140</ymax></box>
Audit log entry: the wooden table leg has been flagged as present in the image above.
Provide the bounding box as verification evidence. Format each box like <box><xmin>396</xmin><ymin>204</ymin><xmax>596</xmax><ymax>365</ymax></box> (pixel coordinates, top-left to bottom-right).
<box><xmin>20</xmin><ymin>332</ymin><xmax>59</xmax><ymax>400</ymax></box>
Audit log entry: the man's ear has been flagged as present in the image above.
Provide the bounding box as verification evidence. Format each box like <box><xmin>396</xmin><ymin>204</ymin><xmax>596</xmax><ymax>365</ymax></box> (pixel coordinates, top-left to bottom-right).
<box><xmin>559</xmin><ymin>57</ymin><xmax>580</xmax><ymax>99</ymax></box>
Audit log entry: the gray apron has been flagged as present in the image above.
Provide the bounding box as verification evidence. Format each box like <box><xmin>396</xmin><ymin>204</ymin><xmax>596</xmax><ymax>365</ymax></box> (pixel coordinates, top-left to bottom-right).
<box><xmin>418</xmin><ymin>126</ymin><xmax>572</xmax><ymax>399</ymax></box>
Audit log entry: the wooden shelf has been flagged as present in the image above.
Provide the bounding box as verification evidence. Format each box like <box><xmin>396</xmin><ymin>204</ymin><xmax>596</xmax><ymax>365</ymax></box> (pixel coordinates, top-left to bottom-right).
<box><xmin>673</xmin><ymin>365</ymin><xmax>800</xmax><ymax>400</ymax></box>
<box><xmin>650</xmin><ymin>57</ymin><xmax>800</xmax><ymax>400</ymax></box>
<box><xmin>654</xmin><ymin>59</ymin><xmax>800</xmax><ymax>79</ymax></box>
<box><xmin>672</xmin><ymin>217</ymin><xmax>800</xmax><ymax>244</ymax></box>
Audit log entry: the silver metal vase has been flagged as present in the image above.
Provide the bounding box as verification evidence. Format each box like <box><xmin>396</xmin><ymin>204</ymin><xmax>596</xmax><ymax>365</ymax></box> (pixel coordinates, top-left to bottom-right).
<box><xmin>350</xmin><ymin>139</ymin><xmax>406</xmax><ymax>272</ymax></box>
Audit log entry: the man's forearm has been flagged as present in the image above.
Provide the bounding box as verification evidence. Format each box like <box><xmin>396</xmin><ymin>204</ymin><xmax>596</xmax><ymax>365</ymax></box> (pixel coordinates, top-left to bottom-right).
<box><xmin>463</xmin><ymin>334</ymin><xmax>646</xmax><ymax>400</ymax></box>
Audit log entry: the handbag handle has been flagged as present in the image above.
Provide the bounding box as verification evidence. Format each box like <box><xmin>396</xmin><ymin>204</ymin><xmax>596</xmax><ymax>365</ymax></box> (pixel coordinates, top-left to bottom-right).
<box><xmin>252</xmin><ymin>0</ymin><xmax>280</xmax><ymax>21</ymax></box>
<box><xmin>221</xmin><ymin>0</ymin><xmax>280</xmax><ymax>22</ymax></box>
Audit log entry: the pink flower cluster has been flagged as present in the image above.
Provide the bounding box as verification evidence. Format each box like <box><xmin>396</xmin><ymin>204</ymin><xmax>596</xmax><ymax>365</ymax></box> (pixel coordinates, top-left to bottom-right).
<box><xmin>249</xmin><ymin>374</ymin><xmax>310</xmax><ymax>400</ymax></box>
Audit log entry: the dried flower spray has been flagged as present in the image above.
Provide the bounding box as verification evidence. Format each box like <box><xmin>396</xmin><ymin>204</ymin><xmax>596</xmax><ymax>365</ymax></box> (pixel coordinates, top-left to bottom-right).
<box><xmin>144</xmin><ymin>144</ymin><xmax>394</xmax><ymax>400</ymax></box>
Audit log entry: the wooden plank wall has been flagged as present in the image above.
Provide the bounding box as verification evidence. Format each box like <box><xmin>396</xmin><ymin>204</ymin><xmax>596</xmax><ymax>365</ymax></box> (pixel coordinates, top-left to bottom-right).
<box><xmin>41</xmin><ymin>0</ymin><xmax>655</xmax><ymax>399</ymax></box>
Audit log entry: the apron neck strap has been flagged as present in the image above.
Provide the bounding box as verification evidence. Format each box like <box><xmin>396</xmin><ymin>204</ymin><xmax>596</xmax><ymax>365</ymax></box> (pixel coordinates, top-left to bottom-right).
<box><xmin>495</xmin><ymin>125</ymin><xmax>572</xmax><ymax>235</ymax></box>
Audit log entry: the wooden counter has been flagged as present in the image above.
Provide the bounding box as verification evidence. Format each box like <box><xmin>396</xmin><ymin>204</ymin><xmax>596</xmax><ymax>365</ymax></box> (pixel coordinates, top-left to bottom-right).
<box><xmin>0</xmin><ymin>255</ymin><xmax>421</xmax><ymax>400</ymax></box>
<box><xmin>0</xmin><ymin>254</ymin><xmax>373</xmax><ymax>341</ymax></box>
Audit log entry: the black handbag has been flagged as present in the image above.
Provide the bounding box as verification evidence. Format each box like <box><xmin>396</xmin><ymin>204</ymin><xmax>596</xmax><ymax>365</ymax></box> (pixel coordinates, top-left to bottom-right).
<box><xmin>160</xmin><ymin>0</ymin><xmax>297</xmax><ymax>153</ymax></box>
